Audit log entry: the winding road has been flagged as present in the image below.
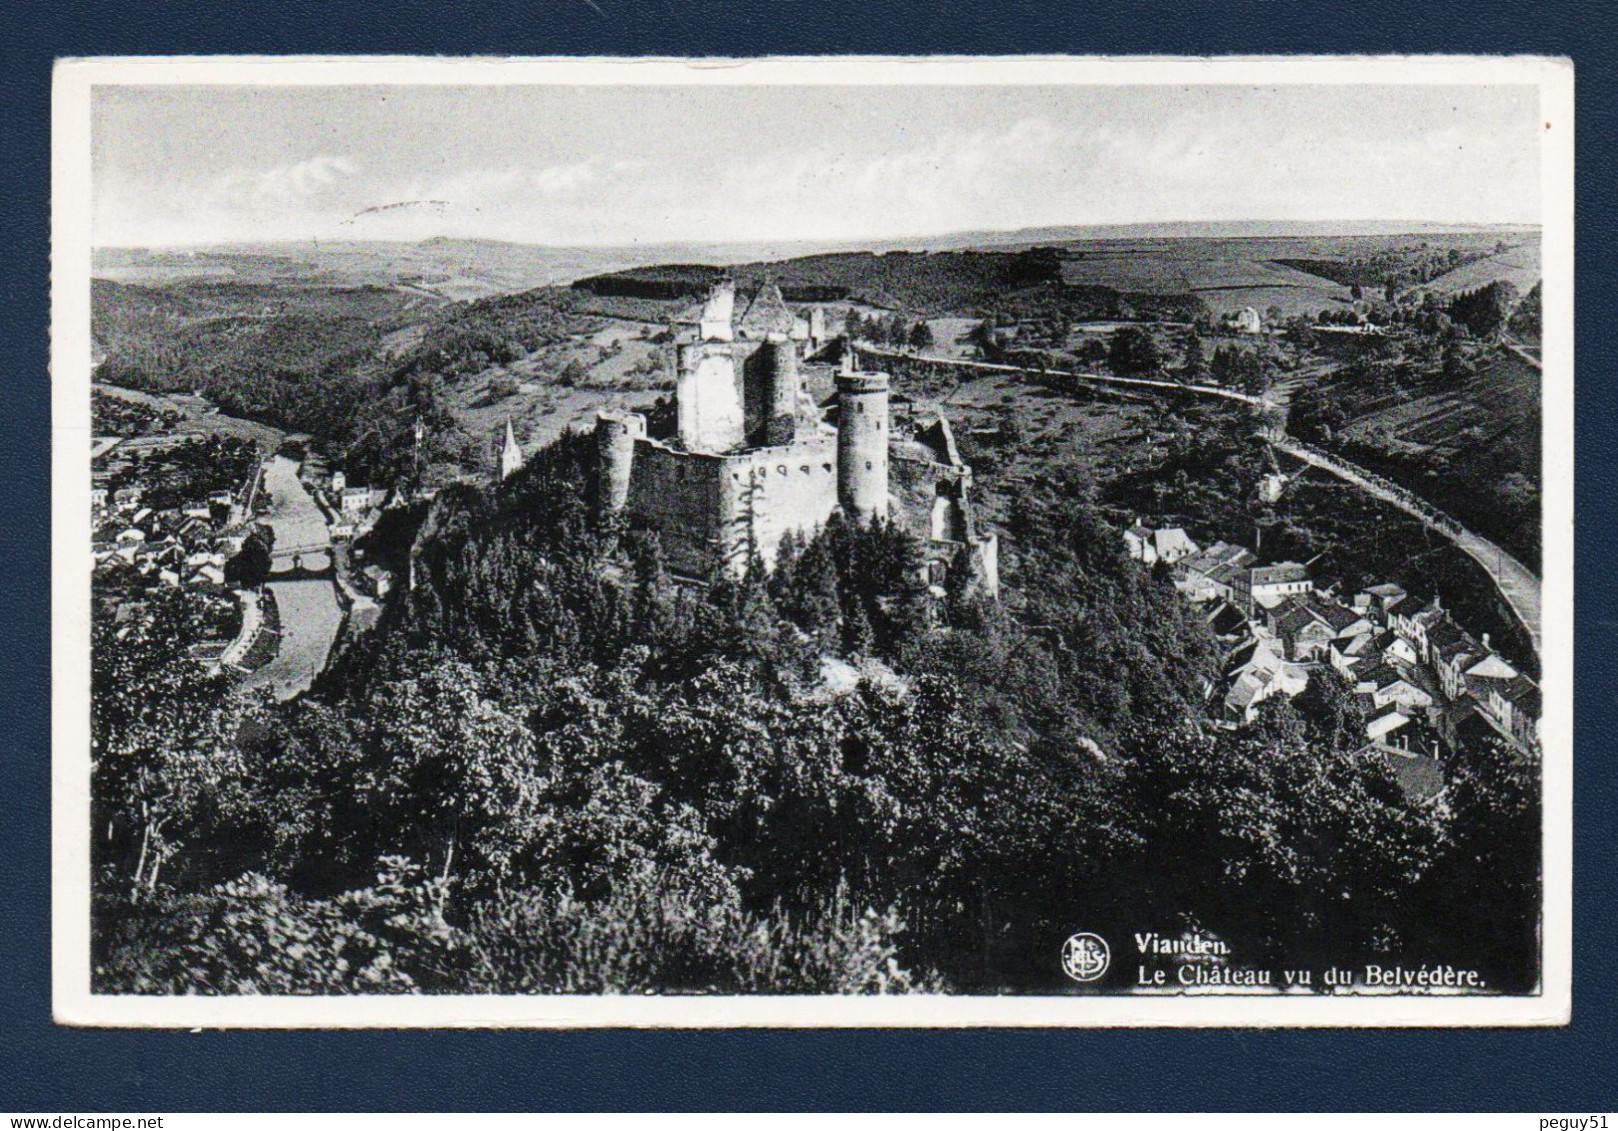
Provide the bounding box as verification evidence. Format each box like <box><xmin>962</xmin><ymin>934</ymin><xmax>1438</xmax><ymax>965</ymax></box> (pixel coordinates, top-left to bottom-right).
<box><xmin>1272</xmin><ymin>440</ymin><xmax>1540</xmax><ymax>653</ymax></box>
<box><xmin>856</xmin><ymin>342</ymin><xmax>1542</xmax><ymax>657</ymax></box>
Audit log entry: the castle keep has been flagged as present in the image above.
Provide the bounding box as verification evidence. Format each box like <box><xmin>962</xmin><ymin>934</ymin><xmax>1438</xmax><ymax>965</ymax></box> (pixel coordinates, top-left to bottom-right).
<box><xmin>593</xmin><ymin>281</ymin><xmax>998</xmax><ymax>594</ymax></box>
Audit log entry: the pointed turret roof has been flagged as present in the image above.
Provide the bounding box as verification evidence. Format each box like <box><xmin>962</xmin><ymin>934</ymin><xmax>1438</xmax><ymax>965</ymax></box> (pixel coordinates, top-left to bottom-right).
<box><xmin>500</xmin><ymin>417</ymin><xmax>523</xmax><ymax>479</ymax></box>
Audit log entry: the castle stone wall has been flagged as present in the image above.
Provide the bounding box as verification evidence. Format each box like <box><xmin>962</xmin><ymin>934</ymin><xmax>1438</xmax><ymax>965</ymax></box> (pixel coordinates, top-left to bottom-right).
<box><xmin>722</xmin><ymin>433</ymin><xmax>839</xmax><ymax>569</ymax></box>
<box><xmin>624</xmin><ymin>440</ymin><xmax>728</xmax><ymax>578</ymax></box>
<box><xmin>625</xmin><ymin>433</ymin><xmax>840</xmax><ymax>577</ymax></box>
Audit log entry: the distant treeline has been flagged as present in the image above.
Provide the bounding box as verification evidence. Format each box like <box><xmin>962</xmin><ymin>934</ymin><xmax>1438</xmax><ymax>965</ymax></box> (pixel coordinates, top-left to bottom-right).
<box><xmin>572</xmin><ymin>248</ymin><xmax>1067</xmax><ymax>315</ymax></box>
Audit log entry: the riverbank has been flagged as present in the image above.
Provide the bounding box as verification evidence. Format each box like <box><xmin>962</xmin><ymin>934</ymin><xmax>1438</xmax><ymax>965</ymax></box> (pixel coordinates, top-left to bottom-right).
<box><xmin>238</xmin><ymin>454</ymin><xmax>342</xmax><ymax>700</ymax></box>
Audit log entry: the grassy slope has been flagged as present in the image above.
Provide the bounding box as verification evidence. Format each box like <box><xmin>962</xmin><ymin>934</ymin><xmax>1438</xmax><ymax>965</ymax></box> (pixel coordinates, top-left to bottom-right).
<box><xmin>1335</xmin><ymin>347</ymin><xmax>1541</xmax><ymax>569</ymax></box>
<box><xmin>1408</xmin><ymin>243</ymin><xmax>1542</xmax><ymax>301</ymax></box>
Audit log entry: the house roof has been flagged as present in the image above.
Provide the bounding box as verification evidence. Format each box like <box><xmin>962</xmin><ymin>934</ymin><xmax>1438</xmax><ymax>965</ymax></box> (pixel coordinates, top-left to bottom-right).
<box><xmin>1273</xmin><ymin>602</ymin><xmax>1328</xmax><ymax>638</ymax></box>
<box><xmin>1226</xmin><ymin>635</ymin><xmax>1285</xmax><ymax>677</ymax></box>
<box><xmin>1369</xmin><ymin>702</ymin><xmax>1409</xmax><ymax>724</ymax></box>
<box><xmin>1225</xmin><ymin>670</ymin><xmax>1270</xmax><ymax>713</ymax></box>
<box><xmin>1194</xmin><ymin>541</ymin><xmax>1255</xmax><ymax>569</ymax></box>
<box><xmin>1496</xmin><ymin>676</ymin><xmax>1541</xmax><ymax>713</ymax></box>
<box><xmin>1204</xmin><ymin>601</ymin><xmax>1248</xmax><ymax>637</ymax></box>
<box><xmin>1465</xmin><ymin>652</ymin><xmax>1520</xmax><ymax>680</ymax></box>
<box><xmin>1153</xmin><ymin>528</ymin><xmax>1198</xmax><ymax>557</ymax></box>
<box><xmin>1365</xmin><ymin>582</ymin><xmax>1408</xmax><ymax>600</ymax></box>
<box><xmin>1431</xmin><ymin>628</ymin><xmax>1479</xmax><ymax>662</ymax></box>
<box><xmin>1332</xmin><ymin>633</ymin><xmax>1373</xmax><ymax>658</ymax></box>
<box><xmin>1358</xmin><ymin>662</ymin><xmax>1405</xmax><ymax>691</ymax></box>
<box><xmin>1249</xmin><ymin>561</ymin><xmax>1310</xmax><ymax>587</ymax></box>
<box><xmin>1311</xmin><ymin>599</ymin><xmax>1367</xmax><ymax>633</ymax></box>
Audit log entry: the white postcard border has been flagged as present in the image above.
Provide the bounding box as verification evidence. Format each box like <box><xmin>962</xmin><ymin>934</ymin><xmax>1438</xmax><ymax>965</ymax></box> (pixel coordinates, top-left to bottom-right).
<box><xmin>51</xmin><ymin>54</ymin><xmax>1575</xmax><ymax>1028</ymax></box>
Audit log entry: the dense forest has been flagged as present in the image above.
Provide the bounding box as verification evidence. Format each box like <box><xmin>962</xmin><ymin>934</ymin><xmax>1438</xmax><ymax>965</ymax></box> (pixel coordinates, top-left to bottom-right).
<box><xmin>92</xmin><ymin>429</ymin><xmax>1540</xmax><ymax>995</ymax></box>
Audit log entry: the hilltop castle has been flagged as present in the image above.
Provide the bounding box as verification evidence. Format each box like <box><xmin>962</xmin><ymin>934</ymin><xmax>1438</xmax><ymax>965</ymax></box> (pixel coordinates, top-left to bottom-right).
<box><xmin>592</xmin><ymin>280</ymin><xmax>998</xmax><ymax>594</ymax></box>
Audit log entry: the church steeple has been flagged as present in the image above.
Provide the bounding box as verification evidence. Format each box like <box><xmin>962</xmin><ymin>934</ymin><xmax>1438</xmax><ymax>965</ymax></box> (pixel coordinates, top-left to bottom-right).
<box><xmin>501</xmin><ymin>417</ymin><xmax>523</xmax><ymax>480</ymax></box>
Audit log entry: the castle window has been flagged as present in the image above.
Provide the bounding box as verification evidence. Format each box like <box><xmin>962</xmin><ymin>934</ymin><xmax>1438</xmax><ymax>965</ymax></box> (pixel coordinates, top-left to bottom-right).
<box><xmin>777</xmin><ymin>465</ymin><xmax>787</xmax><ymax>476</ymax></box>
<box><xmin>865</xmin><ymin>460</ymin><xmax>873</xmax><ymax>471</ymax></box>
<box><xmin>800</xmin><ymin>465</ymin><xmax>810</xmax><ymax>474</ymax></box>
<box><xmin>822</xmin><ymin>463</ymin><xmax>832</xmax><ymax>473</ymax></box>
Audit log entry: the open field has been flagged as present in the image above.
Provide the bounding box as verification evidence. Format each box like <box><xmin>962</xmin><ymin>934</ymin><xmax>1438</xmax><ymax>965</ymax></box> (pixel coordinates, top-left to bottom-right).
<box><xmin>1408</xmin><ymin>242</ymin><xmax>1542</xmax><ymax>300</ymax></box>
<box><xmin>895</xmin><ymin>366</ymin><xmax>1159</xmax><ymax>528</ymax></box>
<box><xmin>92</xmin><ymin>383</ymin><xmax>284</xmax><ymax>451</ymax></box>
<box><xmin>1192</xmin><ymin>284</ymin><xmax>1354</xmax><ymax>318</ymax></box>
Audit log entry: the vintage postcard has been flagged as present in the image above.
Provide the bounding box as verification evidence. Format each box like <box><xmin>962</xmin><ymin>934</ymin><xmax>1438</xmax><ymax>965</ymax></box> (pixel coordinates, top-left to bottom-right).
<box><xmin>51</xmin><ymin>55</ymin><xmax>1572</xmax><ymax>1027</ymax></box>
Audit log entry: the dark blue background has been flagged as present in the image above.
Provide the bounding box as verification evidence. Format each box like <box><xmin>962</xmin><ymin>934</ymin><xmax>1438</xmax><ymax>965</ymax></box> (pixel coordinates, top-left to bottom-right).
<box><xmin>3</xmin><ymin>0</ymin><xmax>1613</xmax><ymax>1111</ymax></box>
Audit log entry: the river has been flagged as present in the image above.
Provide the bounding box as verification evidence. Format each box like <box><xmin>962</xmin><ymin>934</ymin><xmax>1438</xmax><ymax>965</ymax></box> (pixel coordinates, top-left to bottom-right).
<box><xmin>239</xmin><ymin>455</ymin><xmax>342</xmax><ymax>700</ymax></box>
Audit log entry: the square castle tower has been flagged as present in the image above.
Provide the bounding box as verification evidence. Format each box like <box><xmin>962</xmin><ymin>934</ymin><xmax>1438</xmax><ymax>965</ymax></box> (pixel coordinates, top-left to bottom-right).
<box><xmin>594</xmin><ymin>280</ymin><xmax>997</xmax><ymax>594</ymax></box>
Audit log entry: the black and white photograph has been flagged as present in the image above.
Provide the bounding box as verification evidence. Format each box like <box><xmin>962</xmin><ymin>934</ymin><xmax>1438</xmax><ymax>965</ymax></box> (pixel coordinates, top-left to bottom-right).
<box><xmin>51</xmin><ymin>56</ymin><xmax>1572</xmax><ymax>1027</ymax></box>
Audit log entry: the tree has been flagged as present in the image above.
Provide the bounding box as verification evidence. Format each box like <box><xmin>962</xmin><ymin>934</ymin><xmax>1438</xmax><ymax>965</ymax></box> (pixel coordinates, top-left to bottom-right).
<box><xmin>92</xmin><ymin>591</ymin><xmax>246</xmax><ymax>897</ymax></box>
<box><xmin>558</xmin><ymin>358</ymin><xmax>589</xmax><ymax>388</ymax></box>
<box><xmin>907</xmin><ymin>321</ymin><xmax>935</xmax><ymax>351</ymax></box>
<box><xmin>1416</xmin><ymin>739</ymin><xmax>1540</xmax><ymax>992</ymax></box>
<box><xmin>1441</xmin><ymin>340</ymin><xmax>1477</xmax><ymax>386</ymax></box>
<box><xmin>361</xmin><ymin>661</ymin><xmax>546</xmax><ymax>888</ymax></box>
<box><xmin>225</xmin><ymin>524</ymin><xmax>275</xmax><ymax>588</ymax></box>
<box><xmin>843</xmin><ymin>309</ymin><xmax>864</xmax><ymax>342</ymax></box>
<box><xmin>1108</xmin><ymin>327</ymin><xmax>1162</xmax><ymax>376</ymax></box>
<box><xmin>1182</xmin><ymin>331</ymin><xmax>1207</xmax><ymax>381</ymax></box>
<box><xmin>1293</xmin><ymin>667</ymin><xmax>1367</xmax><ymax>752</ymax></box>
<box><xmin>1126</xmin><ymin>719</ymin><xmax>1445</xmax><ymax>967</ymax></box>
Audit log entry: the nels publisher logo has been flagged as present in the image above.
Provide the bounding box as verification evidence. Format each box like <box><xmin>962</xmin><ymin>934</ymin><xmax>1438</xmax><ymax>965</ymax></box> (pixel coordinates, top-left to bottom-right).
<box><xmin>1061</xmin><ymin>932</ymin><xmax>1111</xmax><ymax>983</ymax></box>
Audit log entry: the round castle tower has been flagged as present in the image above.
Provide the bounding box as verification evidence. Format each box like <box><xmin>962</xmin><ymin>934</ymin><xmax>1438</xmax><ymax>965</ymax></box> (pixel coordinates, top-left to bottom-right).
<box><xmin>836</xmin><ymin>369</ymin><xmax>889</xmax><ymax>520</ymax></box>
<box><xmin>594</xmin><ymin>411</ymin><xmax>647</xmax><ymax>513</ymax></box>
<box><xmin>763</xmin><ymin>337</ymin><xmax>799</xmax><ymax>447</ymax></box>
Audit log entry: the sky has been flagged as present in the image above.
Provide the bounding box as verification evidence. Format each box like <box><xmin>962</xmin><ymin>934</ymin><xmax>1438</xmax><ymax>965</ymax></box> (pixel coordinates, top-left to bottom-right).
<box><xmin>91</xmin><ymin>83</ymin><xmax>1543</xmax><ymax>248</ymax></box>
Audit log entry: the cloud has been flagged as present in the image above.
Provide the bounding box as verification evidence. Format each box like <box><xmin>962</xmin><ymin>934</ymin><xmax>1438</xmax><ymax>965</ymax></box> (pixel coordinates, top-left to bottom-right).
<box><xmin>531</xmin><ymin>160</ymin><xmax>597</xmax><ymax>197</ymax></box>
<box><xmin>90</xmin><ymin>86</ymin><xmax>1541</xmax><ymax>248</ymax></box>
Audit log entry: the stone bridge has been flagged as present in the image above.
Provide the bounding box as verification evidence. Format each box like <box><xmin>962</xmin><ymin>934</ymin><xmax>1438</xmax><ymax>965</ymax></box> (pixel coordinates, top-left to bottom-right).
<box><xmin>270</xmin><ymin>541</ymin><xmax>334</xmax><ymax>578</ymax></box>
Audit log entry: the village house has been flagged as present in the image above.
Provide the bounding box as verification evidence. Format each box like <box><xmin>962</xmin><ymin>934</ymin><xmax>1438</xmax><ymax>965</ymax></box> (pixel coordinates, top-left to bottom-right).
<box><xmin>1328</xmin><ymin>630</ymin><xmax>1379</xmax><ymax>674</ymax></box>
<box><xmin>1124</xmin><ymin>524</ymin><xmax>1200</xmax><ymax>566</ymax></box>
<box><xmin>1428</xmin><ymin>622</ymin><xmax>1485</xmax><ymax>701</ymax></box>
<box><xmin>341</xmin><ymin>486</ymin><xmax>386</xmax><ymax>516</ymax></box>
<box><xmin>1392</xmin><ymin>596</ymin><xmax>1449</xmax><ymax>661</ymax></box>
<box><xmin>1488</xmin><ymin>677</ymin><xmax>1541</xmax><ymax>750</ymax></box>
<box><xmin>1221</xmin><ymin>634</ymin><xmax>1310</xmax><ymax>724</ymax></box>
<box><xmin>1174</xmin><ymin>541</ymin><xmax>1256</xmax><ymax>603</ymax></box>
<box><xmin>1354</xmin><ymin>581</ymin><xmax>1409</xmax><ymax>624</ymax></box>
<box><xmin>1365</xmin><ymin>702</ymin><xmax>1413</xmax><ymax>742</ymax></box>
<box><xmin>1234</xmin><ymin>561</ymin><xmax>1313</xmax><ymax>612</ymax></box>
<box><xmin>1224</xmin><ymin>306</ymin><xmax>1263</xmax><ymax>335</ymax></box>
<box><xmin>1353</xmin><ymin>662</ymin><xmax>1436</xmax><ymax>713</ymax></box>
<box><xmin>1266</xmin><ymin>595</ymin><xmax>1374</xmax><ymax>662</ymax></box>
